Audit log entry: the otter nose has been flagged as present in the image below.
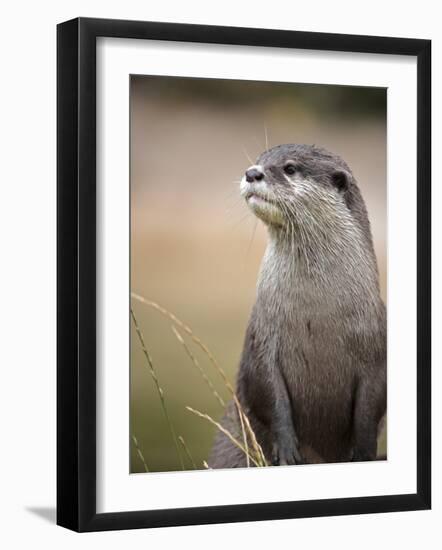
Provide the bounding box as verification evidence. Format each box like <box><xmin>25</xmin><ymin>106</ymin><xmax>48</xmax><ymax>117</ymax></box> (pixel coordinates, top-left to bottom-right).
<box><xmin>245</xmin><ymin>168</ymin><xmax>264</xmax><ymax>183</ymax></box>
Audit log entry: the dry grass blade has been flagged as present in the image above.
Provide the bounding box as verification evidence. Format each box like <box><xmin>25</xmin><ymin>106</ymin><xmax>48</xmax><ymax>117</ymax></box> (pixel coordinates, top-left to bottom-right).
<box><xmin>239</xmin><ymin>409</ymin><xmax>268</xmax><ymax>466</ymax></box>
<box><xmin>131</xmin><ymin>293</ymin><xmax>234</xmax><ymax>391</ymax></box>
<box><xmin>131</xmin><ymin>293</ymin><xmax>268</xmax><ymax>467</ymax></box>
<box><xmin>130</xmin><ymin>307</ymin><xmax>185</xmax><ymax>470</ymax></box>
<box><xmin>186</xmin><ymin>406</ymin><xmax>261</xmax><ymax>467</ymax></box>
<box><xmin>131</xmin><ymin>435</ymin><xmax>149</xmax><ymax>472</ymax></box>
<box><xmin>178</xmin><ymin>435</ymin><xmax>197</xmax><ymax>470</ymax></box>
<box><xmin>237</xmin><ymin>406</ymin><xmax>250</xmax><ymax>467</ymax></box>
<box><xmin>171</xmin><ymin>325</ymin><xmax>225</xmax><ymax>407</ymax></box>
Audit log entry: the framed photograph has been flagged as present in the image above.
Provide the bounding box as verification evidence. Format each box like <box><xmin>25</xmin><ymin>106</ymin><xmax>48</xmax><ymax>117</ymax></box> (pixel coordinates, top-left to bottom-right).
<box><xmin>57</xmin><ymin>17</ymin><xmax>431</xmax><ymax>532</ymax></box>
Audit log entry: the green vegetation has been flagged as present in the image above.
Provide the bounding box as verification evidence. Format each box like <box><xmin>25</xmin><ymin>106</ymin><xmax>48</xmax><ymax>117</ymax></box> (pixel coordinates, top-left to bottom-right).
<box><xmin>130</xmin><ymin>294</ymin><xmax>267</xmax><ymax>471</ymax></box>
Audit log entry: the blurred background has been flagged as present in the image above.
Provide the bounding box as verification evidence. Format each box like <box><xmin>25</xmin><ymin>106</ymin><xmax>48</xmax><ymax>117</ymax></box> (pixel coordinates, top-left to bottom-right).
<box><xmin>130</xmin><ymin>76</ymin><xmax>387</xmax><ymax>473</ymax></box>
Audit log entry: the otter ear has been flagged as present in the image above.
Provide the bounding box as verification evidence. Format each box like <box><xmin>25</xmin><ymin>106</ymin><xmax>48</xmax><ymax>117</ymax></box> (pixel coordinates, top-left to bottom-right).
<box><xmin>332</xmin><ymin>170</ymin><xmax>350</xmax><ymax>192</ymax></box>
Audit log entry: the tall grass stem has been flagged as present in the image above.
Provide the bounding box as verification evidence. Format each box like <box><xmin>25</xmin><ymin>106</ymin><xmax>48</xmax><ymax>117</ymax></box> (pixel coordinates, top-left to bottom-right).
<box><xmin>130</xmin><ymin>307</ymin><xmax>185</xmax><ymax>470</ymax></box>
<box><xmin>186</xmin><ymin>406</ymin><xmax>261</xmax><ymax>467</ymax></box>
<box><xmin>131</xmin><ymin>435</ymin><xmax>149</xmax><ymax>472</ymax></box>
<box><xmin>178</xmin><ymin>435</ymin><xmax>197</xmax><ymax>470</ymax></box>
<box><xmin>171</xmin><ymin>325</ymin><xmax>225</xmax><ymax>407</ymax></box>
<box><xmin>131</xmin><ymin>293</ymin><xmax>267</xmax><ymax>465</ymax></box>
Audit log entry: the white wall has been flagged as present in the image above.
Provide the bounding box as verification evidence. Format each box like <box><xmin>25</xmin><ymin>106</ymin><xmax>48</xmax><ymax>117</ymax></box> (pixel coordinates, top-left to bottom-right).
<box><xmin>0</xmin><ymin>1</ymin><xmax>439</xmax><ymax>548</ymax></box>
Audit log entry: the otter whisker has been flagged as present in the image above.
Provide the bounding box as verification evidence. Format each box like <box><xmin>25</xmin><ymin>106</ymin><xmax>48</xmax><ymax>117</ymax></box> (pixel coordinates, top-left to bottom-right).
<box><xmin>245</xmin><ymin>218</ymin><xmax>258</xmax><ymax>262</ymax></box>
<box><xmin>242</xmin><ymin>147</ymin><xmax>254</xmax><ymax>165</ymax></box>
<box><xmin>264</xmin><ymin>124</ymin><xmax>269</xmax><ymax>151</ymax></box>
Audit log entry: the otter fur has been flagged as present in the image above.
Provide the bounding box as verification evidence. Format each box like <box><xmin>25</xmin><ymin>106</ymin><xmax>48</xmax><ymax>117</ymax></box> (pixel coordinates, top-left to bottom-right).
<box><xmin>209</xmin><ymin>144</ymin><xmax>386</xmax><ymax>467</ymax></box>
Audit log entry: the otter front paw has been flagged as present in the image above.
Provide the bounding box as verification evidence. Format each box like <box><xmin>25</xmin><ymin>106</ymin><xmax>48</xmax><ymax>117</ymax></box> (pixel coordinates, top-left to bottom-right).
<box><xmin>272</xmin><ymin>438</ymin><xmax>304</xmax><ymax>466</ymax></box>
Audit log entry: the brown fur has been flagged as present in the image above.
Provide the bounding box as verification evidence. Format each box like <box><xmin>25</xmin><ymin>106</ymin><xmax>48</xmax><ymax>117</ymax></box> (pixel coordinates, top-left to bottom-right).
<box><xmin>209</xmin><ymin>144</ymin><xmax>386</xmax><ymax>468</ymax></box>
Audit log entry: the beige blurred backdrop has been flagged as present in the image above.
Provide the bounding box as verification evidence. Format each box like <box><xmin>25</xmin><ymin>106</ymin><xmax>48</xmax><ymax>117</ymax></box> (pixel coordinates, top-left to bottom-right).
<box><xmin>130</xmin><ymin>76</ymin><xmax>387</xmax><ymax>473</ymax></box>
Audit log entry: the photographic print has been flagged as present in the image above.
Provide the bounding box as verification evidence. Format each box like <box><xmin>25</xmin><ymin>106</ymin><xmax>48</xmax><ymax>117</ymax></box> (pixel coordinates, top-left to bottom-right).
<box><xmin>130</xmin><ymin>76</ymin><xmax>387</xmax><ymax>474</ymax></box>
<box><xmin>57</xmin><ymin>18</ymin><xmax>430</xmax><ymax>531</ymax></box>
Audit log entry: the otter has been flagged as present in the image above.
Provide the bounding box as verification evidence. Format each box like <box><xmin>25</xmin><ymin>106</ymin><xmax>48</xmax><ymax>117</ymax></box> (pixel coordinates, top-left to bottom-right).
<box><xmin>209</xmin><ymin>144</ymin><xmax>386</xmax><ymax>467</ymax></box>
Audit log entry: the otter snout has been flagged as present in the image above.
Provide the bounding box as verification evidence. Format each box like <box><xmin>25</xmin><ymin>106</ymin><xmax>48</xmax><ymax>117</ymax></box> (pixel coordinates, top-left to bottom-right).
<box><xmin>245</xmin><ymin>167</ymin><xmax>264</xmax><ymax>182</ymax></box>
<box><xmin>240</xmin><ymin>165</ymin><xmax>285</xmax><ymax>227</ymax></box>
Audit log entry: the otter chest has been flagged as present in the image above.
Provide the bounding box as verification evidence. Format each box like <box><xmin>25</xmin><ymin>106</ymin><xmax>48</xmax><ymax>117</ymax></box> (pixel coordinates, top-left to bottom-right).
<box><xmin>256</xmin><ymin>276</ymin><xmax>355</xmax><ymax>399</ymax></box>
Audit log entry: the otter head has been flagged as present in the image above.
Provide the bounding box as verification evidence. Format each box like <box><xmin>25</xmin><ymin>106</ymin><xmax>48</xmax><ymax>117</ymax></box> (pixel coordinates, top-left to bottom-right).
<box><xmin>240</xmin><ymin>144</ymin><xmax>365</xmax><ymax>239</ymax></box>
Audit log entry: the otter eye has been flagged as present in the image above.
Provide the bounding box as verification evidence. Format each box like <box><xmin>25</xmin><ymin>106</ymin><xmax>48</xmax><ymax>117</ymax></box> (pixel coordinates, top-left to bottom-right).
<box><xmin>284</xmin><ymin>163</ymin><xmax>297</xmax><ymax>176</ymax></box>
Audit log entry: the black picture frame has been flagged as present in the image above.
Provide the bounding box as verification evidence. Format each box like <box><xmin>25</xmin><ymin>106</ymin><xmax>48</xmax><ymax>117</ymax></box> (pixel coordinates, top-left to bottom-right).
<box><xmin>57</xmin><ymin>17</ymin><xmax>431</xmax><ymax>532</ymax></box>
